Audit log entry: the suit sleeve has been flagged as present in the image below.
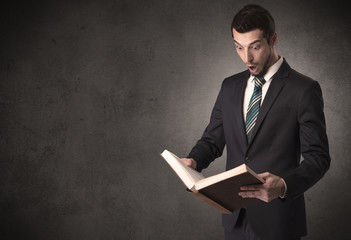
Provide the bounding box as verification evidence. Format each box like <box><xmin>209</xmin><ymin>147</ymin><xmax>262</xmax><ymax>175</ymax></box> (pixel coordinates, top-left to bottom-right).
<box><xmin>187</xmin><ymin>83</ymin><xmax>226</xmax><ymax>172</ymax></box>
<box><xmin>284</xmin><ymin>81</ymin><xmax>331</xmax><ymax>200</ymax></box>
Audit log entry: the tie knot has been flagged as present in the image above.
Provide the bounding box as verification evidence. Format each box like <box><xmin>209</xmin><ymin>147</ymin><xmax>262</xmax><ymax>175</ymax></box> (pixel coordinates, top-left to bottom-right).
<box><xmin>254</xmin><ymin>77</ymin><xmax>266</xmax><ymax>88</ymax></box>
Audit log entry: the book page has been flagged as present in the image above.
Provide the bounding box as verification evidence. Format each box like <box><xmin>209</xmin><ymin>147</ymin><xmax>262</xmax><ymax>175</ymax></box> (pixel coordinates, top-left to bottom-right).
<box><xmin>161</xmin><ymin>150</ymin><xmax>205</xmax><ymax>189</ymax></box>
<box><xmin>195</xmin><ymin>164</ymin><xmax>263</xmax><ymax>190</ymax></box>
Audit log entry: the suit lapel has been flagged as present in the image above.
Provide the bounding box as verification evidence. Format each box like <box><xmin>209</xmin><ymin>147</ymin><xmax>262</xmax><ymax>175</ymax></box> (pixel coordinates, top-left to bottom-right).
<box><xmin>227</xmin><ymin>71</ymin><xmax>250</xmax><ymax>150</ymax></box>
<box><xmin>235</xmin><ymin>74</ymin><xmax>249</xmax><ymax>149</ymax></box>
<box><xmin>247</xmin><ymin>60</ymin><xmax>290</xmax><ymax>149</ymax></box>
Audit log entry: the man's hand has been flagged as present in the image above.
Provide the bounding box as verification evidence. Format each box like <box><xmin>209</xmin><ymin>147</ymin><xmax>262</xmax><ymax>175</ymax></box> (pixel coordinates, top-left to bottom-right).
<box><xmin>181</xmin><ymin>158</ymin><xmax>197</xmax><ymax>170</ymax></box>
<box><xmin>238</xmin><ymin>172</ymin><xmax>286</xmax><ymax>203</ymax></box>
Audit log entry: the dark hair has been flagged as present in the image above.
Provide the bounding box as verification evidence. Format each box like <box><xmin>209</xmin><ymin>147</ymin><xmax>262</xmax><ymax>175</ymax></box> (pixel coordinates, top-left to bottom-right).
<box><xmin>231</xmin><ymin>4</ymin><xmax>275</xmax><ymax>42</ymax></box>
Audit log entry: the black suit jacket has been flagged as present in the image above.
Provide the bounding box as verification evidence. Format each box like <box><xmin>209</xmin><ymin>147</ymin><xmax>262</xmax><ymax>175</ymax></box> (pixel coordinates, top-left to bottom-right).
<box><xmin>188</xmin><ymin>59</ymin><xmax>330</xmax><ymax>239</ymax></box>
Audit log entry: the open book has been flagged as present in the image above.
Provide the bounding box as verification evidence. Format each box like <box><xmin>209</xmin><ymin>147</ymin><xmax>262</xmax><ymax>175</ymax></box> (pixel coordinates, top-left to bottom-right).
<box><xmin>161</xmin><ymin>149</ymin><xmax>264</xmax><ymax>214</ymax></box>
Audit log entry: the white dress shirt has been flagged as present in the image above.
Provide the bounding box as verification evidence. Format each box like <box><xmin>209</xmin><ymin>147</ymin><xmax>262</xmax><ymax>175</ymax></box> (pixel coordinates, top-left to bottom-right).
<box><xmin>243</xmin><ymin>56</ymin><xmax>284</xmax><ymax>122</ymax></box>
<box><xmin>242</xmin><ymin>56</ymin><xmax>287</xmax><ymax>198</ymax></box>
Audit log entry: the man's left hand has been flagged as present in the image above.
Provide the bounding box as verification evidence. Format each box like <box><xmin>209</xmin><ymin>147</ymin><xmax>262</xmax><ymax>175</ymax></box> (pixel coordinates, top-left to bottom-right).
<box><xmin>238</xmin><ymin>172</ymin><xmax>286</xmax><ymax>203</ymax></box>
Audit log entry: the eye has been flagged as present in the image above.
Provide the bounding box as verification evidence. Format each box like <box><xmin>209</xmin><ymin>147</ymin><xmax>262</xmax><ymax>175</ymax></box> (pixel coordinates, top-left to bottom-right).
<box><xmin>236</xmin><ymin>45</ymin><xmax>243</xmax><ymax>50</ymax></box>
<box><xmin>252</xmin><ymin>45</ymin><xmax>260</xmax><ymax>50</ymax></box>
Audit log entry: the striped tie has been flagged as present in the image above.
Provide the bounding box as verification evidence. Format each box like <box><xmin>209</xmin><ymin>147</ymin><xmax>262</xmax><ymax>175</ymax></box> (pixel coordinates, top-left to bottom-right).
<box><xmin>246</xmin><ymin>77</ymin><xmax>266</xmax><ymax>144</ymax></box>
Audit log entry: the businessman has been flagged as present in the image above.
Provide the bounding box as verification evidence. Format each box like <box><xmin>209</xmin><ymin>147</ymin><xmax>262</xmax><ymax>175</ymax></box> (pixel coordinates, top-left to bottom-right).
<box><xmin>182</xmin><ymin>4</ymin><xmax>330</xmax><ymax>240</ymax></box>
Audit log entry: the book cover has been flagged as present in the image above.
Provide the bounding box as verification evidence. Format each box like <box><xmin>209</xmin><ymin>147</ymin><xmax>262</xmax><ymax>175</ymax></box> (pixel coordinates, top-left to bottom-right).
<box><xmin>161</xmin><ymin>149</ymin><xmax>264</xmax><ymax>214</ymax></box>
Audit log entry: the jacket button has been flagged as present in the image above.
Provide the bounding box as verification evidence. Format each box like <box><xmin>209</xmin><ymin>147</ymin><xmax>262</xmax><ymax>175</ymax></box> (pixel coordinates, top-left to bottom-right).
<box><xmin>245</xmin><ymin>157</ymin><xmax>250</xmax><ymax>162</ymax></box>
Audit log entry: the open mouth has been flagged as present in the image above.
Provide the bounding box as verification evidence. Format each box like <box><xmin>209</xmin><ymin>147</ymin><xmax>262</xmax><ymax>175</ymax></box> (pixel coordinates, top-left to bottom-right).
<box><xmin>248</xmin><ymin>65</ymin><xmax>258</xmax><ymax>73</ymax></box>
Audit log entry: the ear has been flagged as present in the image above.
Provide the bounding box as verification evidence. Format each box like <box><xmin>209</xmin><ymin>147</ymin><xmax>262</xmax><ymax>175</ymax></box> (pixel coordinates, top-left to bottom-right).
<box><xmin>270</xmin><ymin>32</ymin><xmax>278</xmax><ymax>46</ymax></box>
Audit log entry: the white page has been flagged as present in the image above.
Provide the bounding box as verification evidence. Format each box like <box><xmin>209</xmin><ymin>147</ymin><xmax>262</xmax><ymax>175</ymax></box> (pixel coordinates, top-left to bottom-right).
<box><xmin>195</xmin><ymin>164</ymin><xmax>246</xmax><ymax>190</ymax></box>
<box><xmin>161</xmin><ymin>150</ymin><xmax>205</xmax><ymax>189</ymax></box>
<box><xmin>195</xmin><ymin>164</ymin><xmax>263</xmax><ymax>190</ymax></box>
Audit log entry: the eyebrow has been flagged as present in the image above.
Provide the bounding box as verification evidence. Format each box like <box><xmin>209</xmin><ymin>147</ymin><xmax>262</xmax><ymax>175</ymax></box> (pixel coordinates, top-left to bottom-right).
<box><xmin>234</xmin><ymin>39</ymin><xmax>261</xmax><ymax>46</ymax></box>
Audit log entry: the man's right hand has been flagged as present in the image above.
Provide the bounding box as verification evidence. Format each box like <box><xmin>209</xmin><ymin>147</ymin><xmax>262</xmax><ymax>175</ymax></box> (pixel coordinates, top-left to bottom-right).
<box><xmin>181</xmin><ymin>158</ymin><xmax>197</xmax><ymax>170</ymax></box>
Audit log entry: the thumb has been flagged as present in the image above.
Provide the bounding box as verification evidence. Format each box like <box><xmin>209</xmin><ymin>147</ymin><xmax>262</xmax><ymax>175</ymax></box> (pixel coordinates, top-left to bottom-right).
<box><xmin>258</xmin><ymin>172</ymin><xmax>270</xmax><ymax>180</ymax></box>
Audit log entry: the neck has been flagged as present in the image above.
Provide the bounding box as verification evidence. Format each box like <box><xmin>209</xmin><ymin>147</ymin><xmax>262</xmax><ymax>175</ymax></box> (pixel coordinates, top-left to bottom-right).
<box><xmin>268</xmin><ymin>49</ymin><xmax>279</xmax><ymax>68</ymax></box>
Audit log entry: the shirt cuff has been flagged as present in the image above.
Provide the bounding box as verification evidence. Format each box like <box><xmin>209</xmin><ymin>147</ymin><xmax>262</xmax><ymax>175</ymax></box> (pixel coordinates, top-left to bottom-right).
<box><xmin>279</xmin><ymin>178</ymin><xmax>288</xmax><ymax>199</ymax></box>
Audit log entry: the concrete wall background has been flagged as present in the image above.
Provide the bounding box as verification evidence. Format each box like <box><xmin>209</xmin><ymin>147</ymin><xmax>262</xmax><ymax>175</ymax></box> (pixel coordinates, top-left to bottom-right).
<box><xmin>0</xmin><ymin>0</ymin><xmax>350</xmax><ymax>239</ymax></box>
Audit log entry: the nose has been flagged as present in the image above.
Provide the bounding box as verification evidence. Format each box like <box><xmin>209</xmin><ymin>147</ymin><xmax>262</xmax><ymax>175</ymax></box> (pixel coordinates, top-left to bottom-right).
<box><xmin>244</xmin><ymin>49</ymin><xmax>253</xmax><ymax>63</ymax></box>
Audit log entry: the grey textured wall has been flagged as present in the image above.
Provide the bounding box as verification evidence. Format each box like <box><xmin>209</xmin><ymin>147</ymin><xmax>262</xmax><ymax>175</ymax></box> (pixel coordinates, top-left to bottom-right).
<box><xmin>0</xmin><ymin>0</ymin><xmax>350</xmax><ymax>239</ymax></box>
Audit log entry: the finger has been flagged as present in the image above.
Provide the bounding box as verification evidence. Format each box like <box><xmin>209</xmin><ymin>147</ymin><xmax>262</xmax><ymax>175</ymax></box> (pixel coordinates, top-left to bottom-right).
<box><xmin>181</xmin><ymin>158</ymin><xmax>196</xmax><ymax>169</ymax></box>
<box><xmin>239</xmin><ymin>190</ymin><xmax>271</xmax><ymax>203</ymax></box>
<box><xmin>181</xmin><ymin>158</ymin><xmax>191</xmax><ymax>166</ymax></box>
<box><xmin>238</xmin><ymin>190</ymin><xmax>261</xmax><ymax>199</ymax></box>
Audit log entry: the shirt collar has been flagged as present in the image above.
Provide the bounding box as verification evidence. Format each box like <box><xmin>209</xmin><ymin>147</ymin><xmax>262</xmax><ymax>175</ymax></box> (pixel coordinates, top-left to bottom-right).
<box><xmin>249</xmin><ymin>56</ymin><xmax>284</xmax><ymax>82</ymax></box>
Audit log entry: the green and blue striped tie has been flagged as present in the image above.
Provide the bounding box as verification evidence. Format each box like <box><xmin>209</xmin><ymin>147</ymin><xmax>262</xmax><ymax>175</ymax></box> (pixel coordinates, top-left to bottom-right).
<box><xmin>246</xmin><ymin>77</ymin><xmax>266</xmax><ymax>144</ymax></box>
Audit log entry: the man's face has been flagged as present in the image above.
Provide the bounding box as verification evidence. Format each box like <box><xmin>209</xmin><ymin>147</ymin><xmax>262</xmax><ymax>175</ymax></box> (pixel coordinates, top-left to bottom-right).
<box><xmin>232</xmin><ymin>29</ymin><xmax>275</xmax><ymax>77</ymax></box>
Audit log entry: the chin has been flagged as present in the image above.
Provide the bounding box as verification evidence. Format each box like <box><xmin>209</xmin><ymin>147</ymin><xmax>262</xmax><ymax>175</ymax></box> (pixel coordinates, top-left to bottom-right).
<box><xmin>255</xmin><ymin>68</ymin><xmax>268</xmax><ymax>78</ymax></box>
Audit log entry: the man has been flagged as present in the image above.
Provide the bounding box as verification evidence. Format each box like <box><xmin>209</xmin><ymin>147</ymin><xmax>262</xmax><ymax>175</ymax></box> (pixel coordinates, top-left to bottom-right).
<box><xmin>182</xmin><ymin>4</ymin><xmax>330</xmax><ymax>240</ymax></box>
